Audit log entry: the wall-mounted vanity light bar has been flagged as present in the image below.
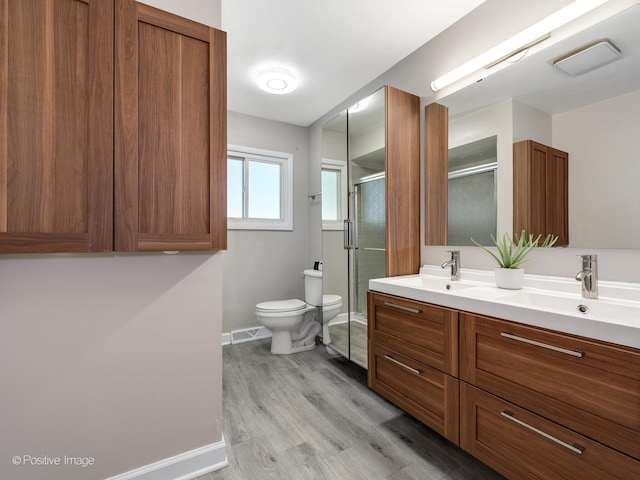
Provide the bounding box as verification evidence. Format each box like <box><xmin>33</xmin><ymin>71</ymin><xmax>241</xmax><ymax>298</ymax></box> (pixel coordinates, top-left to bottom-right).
<box><xmin>430</xmin><ymin>0</ymin><xmax>611</xmax><ymax>92</ymax></box>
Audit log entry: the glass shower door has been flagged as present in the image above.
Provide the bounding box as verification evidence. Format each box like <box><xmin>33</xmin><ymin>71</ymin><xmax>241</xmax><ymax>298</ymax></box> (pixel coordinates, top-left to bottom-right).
<box><xmin>348</xmin><ymin>173</ymin><xmax>386</xmax><ymax>367</ymax></box>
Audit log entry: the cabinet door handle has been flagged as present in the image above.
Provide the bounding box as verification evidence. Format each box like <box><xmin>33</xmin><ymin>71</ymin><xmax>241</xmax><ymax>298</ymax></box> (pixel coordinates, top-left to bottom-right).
<box><xmin>383</xmin><ymin>301</ymin><xmax>422</xmax><ymax>314</ymax></box>
<box><xmin>384</xmin><ymin>355</ymin><xmax>422</xmax><ymax>375</ymax></box>
<box><xmin>501</xmin><ymin>411</ymin><xmax>585</xmax><ymax>455</ymax></box>
<box><xmin>500</xmin><ymin>332</ymin><xmax>584</xmax><ymax>357</ymax></box>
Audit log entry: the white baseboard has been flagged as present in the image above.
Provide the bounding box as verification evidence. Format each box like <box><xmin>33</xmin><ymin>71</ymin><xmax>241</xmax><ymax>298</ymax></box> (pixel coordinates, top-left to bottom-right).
<box><xmin>221</xmin><ymin>332</ymin><xmax>231</xmax><ymax>345</ymax></box>
<box><xmin>105</xmin><ymin>437</ymin><xmax>228</xmax><ymax>480</ymax></box>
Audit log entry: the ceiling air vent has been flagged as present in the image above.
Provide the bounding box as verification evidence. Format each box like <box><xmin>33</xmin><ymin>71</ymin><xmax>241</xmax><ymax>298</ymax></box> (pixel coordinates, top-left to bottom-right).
<box><xmin>553</xmin><ymin>39</ymin><xmax>620</xmax><ymax>75</ymax></box>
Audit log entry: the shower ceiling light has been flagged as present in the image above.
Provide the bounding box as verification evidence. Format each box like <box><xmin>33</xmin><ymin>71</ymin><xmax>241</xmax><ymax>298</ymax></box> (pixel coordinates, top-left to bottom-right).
<box><xmin>256</xmin><ymin>67</ymin><xmax>297</xmax><ymax>94</ymax></box>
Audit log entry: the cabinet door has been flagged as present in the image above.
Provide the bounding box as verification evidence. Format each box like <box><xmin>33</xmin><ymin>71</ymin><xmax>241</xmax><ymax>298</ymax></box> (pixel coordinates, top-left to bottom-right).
<box><xmin>513</xmin><ymin>140</ymin><xmax>568</xmax><ymax>245</ymax></box>
<box><xmin>115</xmin><ymin>0</ymin><xmax>227</xmax><ymax>251</ymax></box>
<box><xmin>513</xmin><ymin>140</ymin><xmax>547</xmax><ymax>239</ymax></box>
<box><xmin>546</xmin><ymin>148</ymin><xmax>568</xmax><ymax>245</ymax></box>
<box><xmin>460</xmin><ymin>313</ymin><xmax>640</xmax><ymax>459</ymax></box>
<box><xmin>461</xmin><ymin>383</ymin><xmax>640</xmax><ymax>480</ymax></box>
<box><xmin>0</xmin><ymin>0</ymin><xmax>113</xmax><ymax>253</ymax></box>
<box><xmin>368</xmin><ymin>291</ymin><xmax>458</xmax><ymax>375</ymax></box>
<box><xmin>386</xmin><ymin>86</ymin><xmax>420</xmax><ymax>275</ymax></box>
<box><xmin>369</xmin><ymin>341</ymin><xmax>459</xmax><ymax>444</ymax></box>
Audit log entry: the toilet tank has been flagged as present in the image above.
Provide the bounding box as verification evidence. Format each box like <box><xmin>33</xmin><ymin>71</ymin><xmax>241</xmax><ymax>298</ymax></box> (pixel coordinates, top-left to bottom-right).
<box><xmin>303</xmin><ymin>269</ymin><xmax>323</xmax><ymax>306</ymax></box>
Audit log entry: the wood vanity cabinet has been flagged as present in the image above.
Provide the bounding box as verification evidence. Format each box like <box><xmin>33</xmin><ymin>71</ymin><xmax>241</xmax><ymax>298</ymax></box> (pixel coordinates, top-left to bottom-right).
<box><xmin>367</xmin><ymin>291</ymin><xmax>460</xmax><ymax>444</ymax></box>
<box><xmin>0</xmin><ymin>0</ymin><xmax>114</xmax><ymax>252</ymax></box>
<box><xmin>460</xmin><ymin>383</ymin><xmax>640</xmax><ymax>480</ymax></box>
<box><xmin>0</xmin><ymin>0</ymin><xmax>227</xmax><ymax>254</ymax></box>
<box><xmin>115</xmin><ymin>0</ymin><xmax>227</xmax><ymax>251</ymax></box>
<box><xmin>459</xmin><ymin>312</ymin><xmax>640</xmax><ymax>478</ymax></box>
<box><xmin>513</xmin><ymin>140</ymin><xmax>568</xmax><ymax>245</ymax></box>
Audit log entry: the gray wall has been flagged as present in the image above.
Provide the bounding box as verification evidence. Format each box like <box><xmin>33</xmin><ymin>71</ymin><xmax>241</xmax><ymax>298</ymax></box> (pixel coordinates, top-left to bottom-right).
<box><xmin>224</xmin><ymin>112</ymin><xmax>311</xmax><ymax>333</ymax></box>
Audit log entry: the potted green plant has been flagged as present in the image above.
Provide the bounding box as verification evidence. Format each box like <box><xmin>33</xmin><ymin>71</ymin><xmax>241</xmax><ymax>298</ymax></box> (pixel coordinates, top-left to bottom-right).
<box><xmin>472</xmin><ymin>230</ymin><xmax>558</xmax><ymax>289</ymax></box>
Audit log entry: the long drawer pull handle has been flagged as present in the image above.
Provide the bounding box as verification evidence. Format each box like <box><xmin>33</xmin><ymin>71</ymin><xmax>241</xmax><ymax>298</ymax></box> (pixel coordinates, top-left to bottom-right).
<box><xmin>384</xmin><ymin>355</ymin><xmax>422</xmax><ymax>375</ymax></box>
<box><xmin>383</xmin><ymin>301</ymin><xmax>422</xmax><ymax>314</ymax></box>
<box><xmin>500</xmin><ymin>332</ymin><xmax>584</xmax><ymax>357</ymax></box>
<box><xmin>501</xmin><ymin>411</ymin><xmax>585</xmax><ymax>455</ymax></box>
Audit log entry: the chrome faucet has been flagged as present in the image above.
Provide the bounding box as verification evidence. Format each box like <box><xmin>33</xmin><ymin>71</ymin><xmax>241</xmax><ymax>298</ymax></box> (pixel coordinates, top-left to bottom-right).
<box><xmin>576</xmin><ymin>254</ymin><xmax>598</xmax><ymax>299</ymax></box>
<box><xmin>441</xmin><ymin>250</ymin><xmax>460</xmax><ymax>281</ymax></box>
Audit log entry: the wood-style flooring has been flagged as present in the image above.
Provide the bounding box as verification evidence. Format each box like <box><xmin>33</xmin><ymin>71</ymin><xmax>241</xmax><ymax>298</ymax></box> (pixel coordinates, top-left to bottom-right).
<box><xmin>199</xmin><ymin>339</ymin><xmax>505</xmax><ymax>480</ymax></box>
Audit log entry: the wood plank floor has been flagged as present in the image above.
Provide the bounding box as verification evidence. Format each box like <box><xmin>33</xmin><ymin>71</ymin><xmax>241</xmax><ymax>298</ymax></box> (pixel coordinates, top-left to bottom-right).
<box><xmin>199</xmin><ymin>339</ymin><xmax>505</xmax><ymax>480</ymax></box>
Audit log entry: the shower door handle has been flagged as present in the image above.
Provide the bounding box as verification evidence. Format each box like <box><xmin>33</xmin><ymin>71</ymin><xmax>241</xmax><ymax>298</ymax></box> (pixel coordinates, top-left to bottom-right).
<box><xmin>343</xmin><ymin>219</ymin><xmax>354</xmax><ymax>250</ymax></box>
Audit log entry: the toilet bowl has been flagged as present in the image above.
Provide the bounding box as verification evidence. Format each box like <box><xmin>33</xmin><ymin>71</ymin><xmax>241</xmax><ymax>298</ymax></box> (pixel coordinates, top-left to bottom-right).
<box><xmin>255</xmin><ymin>299</ymin><xmax>312</xmax><ymax>354</ymax></box>
<box><xmin>255</xmin><ymin>269</ymin><xmax>342</xmax><ymax>355</ymax></box>
<box><xmin>321</xmin><ymin>294</ymin><xmax>342</xmax><ymax>345</ymax></box>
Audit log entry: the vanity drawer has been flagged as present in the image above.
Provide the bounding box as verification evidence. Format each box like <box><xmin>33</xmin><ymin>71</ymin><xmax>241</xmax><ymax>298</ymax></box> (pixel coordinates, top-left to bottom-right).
<box><xmin>368</xmin><ymin>291</ymin><xmax>458</xmax><ymax>376</ymax></box>
<box><xmin>460</xmin><ymin>313</ymin><xmax>640</xmax><ymax>459</ymax></box>
<box><xmin>368</xmin><ymin>341</ymin><xmax>459</xmax><ymax>444</ymax></box>
<box><xmin>460</xmin><ymin>383</ymin><xmax>640</xmax><ymax>480</ymax></box>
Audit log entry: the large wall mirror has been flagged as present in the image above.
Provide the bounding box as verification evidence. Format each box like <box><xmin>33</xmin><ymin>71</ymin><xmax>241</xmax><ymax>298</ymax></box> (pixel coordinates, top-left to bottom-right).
<box><xmin>434</xmin><ymin>3</ymin><xmax>640</xmax><ymax>248</ymax></box>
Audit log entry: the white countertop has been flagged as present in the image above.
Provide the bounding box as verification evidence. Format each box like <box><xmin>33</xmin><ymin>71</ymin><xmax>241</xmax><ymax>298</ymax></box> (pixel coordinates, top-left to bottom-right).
<box><xmin>369</xmin><ymin>266</ymin><xmax>640</xmax><ymax>350</ymax></box>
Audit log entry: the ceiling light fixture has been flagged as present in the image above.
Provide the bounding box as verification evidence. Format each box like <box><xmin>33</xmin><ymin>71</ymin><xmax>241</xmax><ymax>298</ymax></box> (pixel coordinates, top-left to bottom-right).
<box><xmin>256</xmin><ymin>67</ymin><xmax>297</xmax><ymax>94</ymax></box>
<box><xmin>430</xmin><ymin>0</ymin><xmax>611</xmax><ymax>92</ymax></box>
<box><xmin>553</xmin><ymin>39</ymin><xmax>620</xmax><ymax>75</ymax></box>
<box><xmin>348</xmin><ymin>99</ymin><xmax>369</xmax><ymax>113</ymax></box>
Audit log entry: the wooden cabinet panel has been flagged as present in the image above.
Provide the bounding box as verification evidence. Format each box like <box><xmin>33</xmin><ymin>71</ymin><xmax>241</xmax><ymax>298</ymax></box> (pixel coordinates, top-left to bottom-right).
<box><xmin>0</xmin><ymin>0</ymin><xmax>113</xmax><ymax>252</ymax></box>
<box><xmin>424</xmin><ymin>102</ymin><xmax>448</xmax><ymax>246</ymax></box>
<box><xmin>546</xmin><ymin>147</ymin><xmax>569</xmax><ymax>244</ymax></box>
<box><xmin>386</xmin><ymin>87</ymin><xmax>420</xmax><ymax>276</ymax></box>
<box><xmin>368</xmin><ymin>292</ymin><xmax>458</xmax><ymax>376</ymax></box>
<box><xmin>461</xmin><ymin>383</ymin><xmax>640</xmax><ymax>480</ymax></box>
<box><xmin>513</xmin><ymin>140</ymin><xmax>568</xmax><ymax>245</ymax></box>
<box><xmin>369</xmin><ymin>341</ymin><xmax>459</xmax><ymax>444</ymax></box>
<box><xmin>115</xmin><ymin>0</ymin><xmax>226</xmax><ymax>251</ymax></box>
<box><xmin>460</xmin><ymin>312</ymin><xmax>640</xmax><ymax>459</ymax></box>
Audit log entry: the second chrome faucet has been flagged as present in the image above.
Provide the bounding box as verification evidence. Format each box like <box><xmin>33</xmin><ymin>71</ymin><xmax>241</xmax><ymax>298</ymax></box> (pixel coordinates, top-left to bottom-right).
<box><xmin>576</xmin><ymin>254</ymin><xmax>598</xmax><ymax>299</ymax></box>
<box><xmin>441</xmin><ymin>250</ymin><xmax>460</xmax><ymax>281</ymax></box>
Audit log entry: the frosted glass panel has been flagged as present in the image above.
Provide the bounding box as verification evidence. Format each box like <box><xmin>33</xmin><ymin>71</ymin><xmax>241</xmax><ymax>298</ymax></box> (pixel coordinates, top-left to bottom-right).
<box><xmin>355</xmin><ymin>176</ymin><xmax>386</xmax><ymax>315</ymax></box>
<box><xmin>448</xmin><ymin>170</ymin><xmax>496</xmax><ymax>245</ymax></box>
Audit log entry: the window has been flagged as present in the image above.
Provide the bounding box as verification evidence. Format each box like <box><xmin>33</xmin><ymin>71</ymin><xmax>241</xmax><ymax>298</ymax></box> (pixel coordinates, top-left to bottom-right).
<box><xmin>321</xmin><ymin>159</ymin><xmax>347</xmax><ymax>230</ymax></box>
<box><xmin>227</xmin><ymin>145</ymin><xmax>293</xmax><ymax>230</ymax></box>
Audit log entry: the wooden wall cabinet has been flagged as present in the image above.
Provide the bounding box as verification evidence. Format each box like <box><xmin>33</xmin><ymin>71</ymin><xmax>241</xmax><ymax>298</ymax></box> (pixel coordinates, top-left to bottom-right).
<box><xmin>0</xmin><ymin>0</ymin><xmax>227</xmax><ymax>254</ymax></box>
<box><xmin>115</xmin><ymin>0</ymin><xmax>227</xmax><ymax>251</ymax></box>
<box><xmin>367</xmin><ymin>291</ymin><xmax>460</xmax><ymax>444</ymax></box>
<box><xmin>513</xmin><ymin>140</ymin><xmax>568</xmax><ymax>245</ymax></box>
<box><xmin>0</xmin><ymin>0</ymin><xmax>114</xmax><ymax>252</ymax></box>
<box><xmin>385</xmin><ymin>87</ymin><xmax>421</xmax><ymax>276</ymax></box>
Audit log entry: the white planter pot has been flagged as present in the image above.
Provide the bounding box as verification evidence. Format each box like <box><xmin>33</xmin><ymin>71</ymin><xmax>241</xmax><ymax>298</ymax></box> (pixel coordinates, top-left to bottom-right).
<box><xmin>494</xmin><ymin>267</ymin><xmax>524</xmax><ymax>290</ymax></box>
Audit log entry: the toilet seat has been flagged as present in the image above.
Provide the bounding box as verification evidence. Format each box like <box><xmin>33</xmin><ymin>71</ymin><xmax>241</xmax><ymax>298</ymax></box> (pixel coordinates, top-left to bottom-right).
<box><xmin>256</xmin><ymin>299</ymin><xmax>307</xmax><ymax>314</ymax></box>
<box><xmin>322</xmin><ymin>294</ymin><xmax>342</xmax><ymax>308</ymax></box>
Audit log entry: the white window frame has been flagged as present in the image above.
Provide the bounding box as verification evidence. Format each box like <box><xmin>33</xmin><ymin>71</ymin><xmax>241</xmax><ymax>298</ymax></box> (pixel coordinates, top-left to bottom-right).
<box><xmin>228</xmin><ymin>144</ymin><xmax>293</xmax><ymax>231</ymax></box>
<box><xmin>321</xmin><ymin>158</ymin><xmax>348</xmax><ymax>231</ymax></box>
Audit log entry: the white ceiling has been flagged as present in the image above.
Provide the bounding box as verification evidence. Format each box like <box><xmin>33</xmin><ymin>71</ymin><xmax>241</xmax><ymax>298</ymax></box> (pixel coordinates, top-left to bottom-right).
<box><xmin>221</xmin><ymin>0</ymin><xmax>485</xmax><ymax>127</ymax></box>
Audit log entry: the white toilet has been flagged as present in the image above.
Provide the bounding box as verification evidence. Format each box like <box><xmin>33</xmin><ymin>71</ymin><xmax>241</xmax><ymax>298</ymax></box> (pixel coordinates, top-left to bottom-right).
<box><xmin>321</xmin><ymin>294</ymin><xmax>342</xmax><ymax>345</ymax></box>
<box><xmin>256</xmin><ymin>269</ymin><xmax>342</xmax><ymax>354</ymax></box>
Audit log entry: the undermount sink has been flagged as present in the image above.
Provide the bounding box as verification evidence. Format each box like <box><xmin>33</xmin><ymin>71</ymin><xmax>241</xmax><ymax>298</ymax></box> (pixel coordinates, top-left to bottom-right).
<box><xmin>385</xmin><ymin>275</ymin><xmax>477</xmax><ymax>292</ymax></box>
<box><xmin>498</xmin><ymin>291</ymin><xmax>640</xmax><ymax>324</ymax></box>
